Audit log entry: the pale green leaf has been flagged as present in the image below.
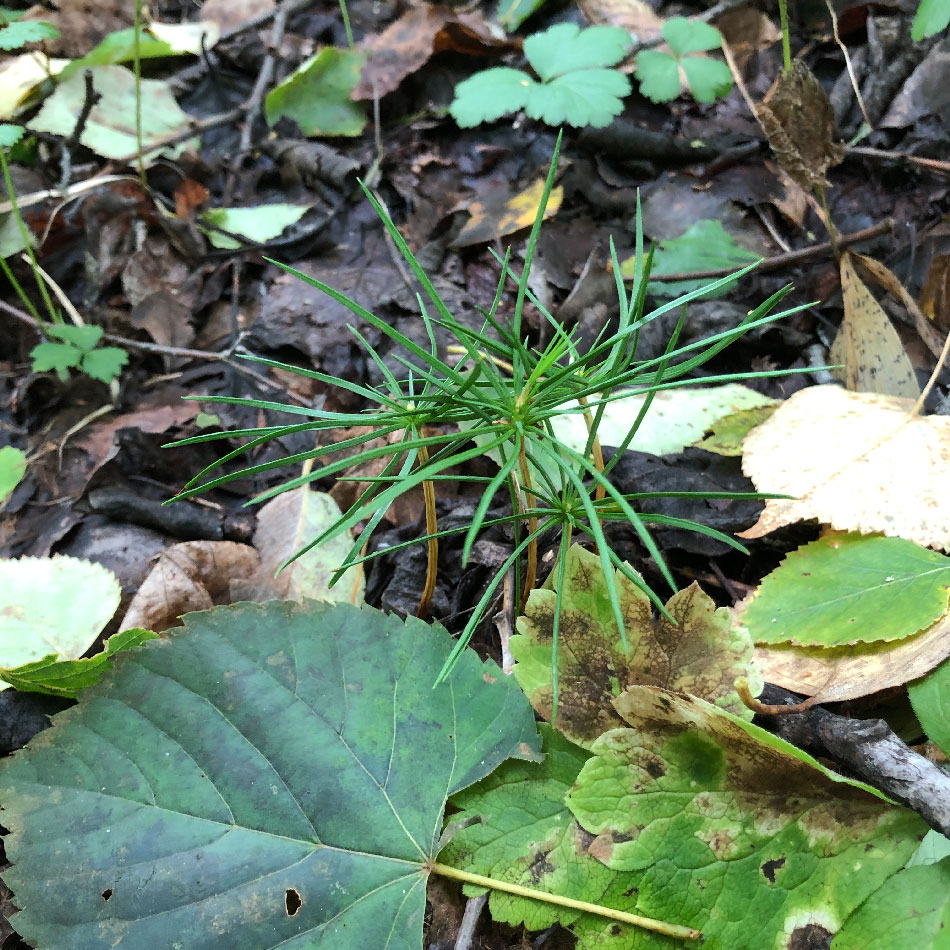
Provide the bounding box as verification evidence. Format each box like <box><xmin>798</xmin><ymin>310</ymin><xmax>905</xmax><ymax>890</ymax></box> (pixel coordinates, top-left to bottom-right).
<box><xmin>526</xmin><ymin>69</ymin><xmax>630</xmax><ymax>128</ymax></box>
<box><xmin>450</xmin><ymin>68</ymin><xmax>534</xmax><ymax>127</ymax></box>
<box><xmin>680</xmin><ymin>56</ymin><xmax>733</xmax><ymax>104</ymax></box>
<box><xmin>662</xmin><ymin>17</ymin><xmax>723</xmax><ymax>56</ymax></box>
<box><xmin>633</xmin><ymin>49</ymin><xmax>681</xmax><ymax>103</ymax></box>
<box><xmin>0</xmin><ymin>445</ymin><xmax>26</xmax><ymax>502</ymax></box>
<box><xmin>909</xmin><ymin>655</ymin><xmax>950</xmax><ymax>758</ymax></box>
<box><xmin>0</xmin><ymin>20</ymin><xmax>59</xmax><ymax>50</ymax></box>
<box><xmin>265</xmin><ymin>48</ymin><xmax>367</xmax><ymax>137</ymax></box>
<box><xmin>742</xmin><ymin>533</ymin><xmax>950</xmax><ymax>647</ymax></box>
<box><xmin>912</xmin><ymin>0</ymin><xmax>950</xmax><ymax>41</ymax></box>
<box><xmin>523</xmin><ymin>24</ymin><xmax>631</xmax><ymax>81</ymax></box>
<box><xmin>200</xmin><ymin>203</ymin><xmax>310</xmax><ymax>249</ymax></box>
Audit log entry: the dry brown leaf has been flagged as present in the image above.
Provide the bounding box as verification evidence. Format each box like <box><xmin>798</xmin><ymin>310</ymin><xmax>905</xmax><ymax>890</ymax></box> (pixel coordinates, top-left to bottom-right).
<box><xmin>753</xmin><ymin>607</ymin><xmax>950</xmax><ymax>702</ymax></box>
<box><xmin>755</xmin><ymin>60</ymin><xmax>844</xmax><ymax>191</ymax></box>
<box><xmin>921</xmin><ymin>253</ymin><xmax>950</xmax><ymax>333</ymax></box>
<box><xmin>577</xmin><ymin>0</ymin><xmax>662</xmax><ymax>43</ymax></box>
<box><xmin>829</xmin><ymin>251</ymin><xmax>920</xmax><ymax>398</ymax></box>
<box><xmin>738</xmin><ymin>385</ymin><xmax>950</xmax><ymax>549</ymax></box>
<box><xmin>118</xmin><ymin>540</ymin><xmax>260</xmax><ymax>633</ymax></box>
<box><xmin>199</xmin><ymin>0</ymin><xmax>274</xmax><ymax>33</ymax></box>
<box><xmin>716</xmin><ymin>7</ymin><xmax>781</xmax><ymax>72</ymax></box>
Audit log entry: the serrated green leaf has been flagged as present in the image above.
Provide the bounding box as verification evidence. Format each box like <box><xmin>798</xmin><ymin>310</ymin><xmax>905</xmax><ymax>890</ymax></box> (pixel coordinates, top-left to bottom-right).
<box><xmin>909</xmin><ymin>656</ymin><xmax>950</xmax><ymax>759</ymax></box>
<box><xmin>81</xmin><ymin>345</ymin><xmax>128</xmax><ymax>382</ymax></box>
<box><xmin>200</xmin><ymin>203</ymin><xmax>310</xmax><ymax>249</ymax></box>
<box><xmin>619</xmin><ymin>219</ymin><xmax>758</xmax><ymax>296</ymax></box>
<box><xmin>679</xmin><ymin>56</ymin><xmax>733</xmax><ymax>104</ymax></box>
<box><xmin>513</xmin><ymin>544</ymin><xmax>758</xmax><ymax>747</ymax></box>
<box><xmin>912</xmin><ymin>0</ymin><xmax>950</xmax><ymax>41</ymax></box>
<box><xmin>45</xmin><ymin>323</ymin><xmax>103</xmax><ymax>351</ymax></box>
<box><xmin>662</xmin><ymin>17</ymin><xmax>723</xmax><ymax>56</ymax></box>
<box><xmin>265</xmin><ymin>47</ymin><xmax>367</xmax><ymax>137</ymax></box>
<box><xmin>0</xmin><ymin>556</ymin><xmax>121</xmax><ymax>691</ymax></box>
<box><xmin>0</xmin><ymin>628</ymin><xmax>158</xmax><ymax>697</ymax></box>
<box><xmin>831</xmin><ymin>859</ymin><xmax>950</xmax><ymax>948</ymax></box>
<box><xmin>633</xmin><ymin>49</ymin><xmax>681</xmax><ymax>103</ymax></box>
<box><xmin>742</xmin><ymin>534</ymin><xmax>950</xmax><ymax>647</ymax></box>
<box><xmin>566</xmin><ymin>687</ymin><xmax>925</xmax><ymax>948</ymax></box>
<box><xmin>0</xmin><ymin>445</ymin><xmax>26</xmax><ymax>502</ymax></box>
<box><xmin>450</xmin><ymin>68</ymin><xmax>535</xmax><ymax>127</ymax></box>
<box><xmin>526</xmin><ymin>69</ymin><xmax>630</xmax><ymax>128</ymax></box>
<box><xmin>694</xmin><ymin>404</ymin><xmax>777</xmax><ymax>455</ymax></box>
<box><xmin>0</xmin><ymin>600</ymin><xmax>541</xmax><ymax>949</ymax></box>
<box><xmin>524</xmin><ymin>24</ymin><xmax>631</xmax><ymax>81</ymax></box>
<box><xmin>0</xmin><ymin>20</ymin><xmax>59</xmax><ymax>50</ymax></box>
<box><xmin>30</xmin><ymin>341</ymin><xmax>83</xmax><ymax>374</ymax></box>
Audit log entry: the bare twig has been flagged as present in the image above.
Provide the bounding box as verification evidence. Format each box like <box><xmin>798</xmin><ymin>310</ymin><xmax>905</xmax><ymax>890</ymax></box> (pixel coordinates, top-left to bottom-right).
<box><xmin>454</xmin><ymin>894</ymin><xmax>487</xmax><ymax>950</ymax></box>
<box><xmin>58</xmin><ymin>70</ymin><xmax>101</xmax><ymax>190</ymax></box>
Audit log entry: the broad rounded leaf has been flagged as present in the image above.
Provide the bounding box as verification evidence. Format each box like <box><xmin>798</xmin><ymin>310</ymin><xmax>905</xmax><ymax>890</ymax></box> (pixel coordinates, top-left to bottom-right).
<box><xmin>680</xmin><ymin>56</ymin><xmax>732</xmax><ymax>103</ymax></box>
<box><xmin>0</xmin><ymin>600</ymin><xmax>541</xmax><ymax>949</ymax></box>
<box><xmin>742</xmin><ymin>533</ymin><xmax>950</xmax><ymax>647</ymax></box>
<box><xmin>450</xmin><ymin>67</ymin><xmax>534</xmax><ymax>127</ymax></box>
<box><xmin>909</xmin><ymin>654</ymin><xmax>950</xmax><ymax>759</ymax></box>
<box><xmin>0</xmin><ymin>556</ymin><xmax>120</xmax><ymax>690</ymax></box>
<box><xmin>525</xmin><ymin>69</ymin><xmax>630</xmax><ymax>128</ymax></box>
<box><xmin>634</xmin><ymin>49</ymin><xmax>681</xmax><ymax>103</ymax></box>
<box><xmin>662</xmin><ymin>17</ymin><xmax>723</xmax><ymax>56</ymax></box>
<box><xmin>831</xmin><ymin>859</ymin><xmax>950</xmax><ymax>948</ymax></box>
<box><xmin>200</xmin><ymin>203</ymin><xmax>310</xmax><ymax>250</ymax></box>
<box><xmin>524</xmin><ymin>24</ymin><xmax>632</xmax><ymax>82</ymax></box>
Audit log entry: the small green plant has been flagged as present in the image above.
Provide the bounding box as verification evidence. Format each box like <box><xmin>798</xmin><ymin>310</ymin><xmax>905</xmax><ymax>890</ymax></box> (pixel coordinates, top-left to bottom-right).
<box><xmin>169</xmin><ymin>134</ymin><xmax>805</xmax><ymax>700</ymax></box>
<box><xmin>634</xmin><ymin>17</ymin><xmax>732</xmax><ymax>104</ymax></box>
<box><xmin>29</xmin><ymin>324</ymin><xmax>128</xmax><ymax>383</ymax></box>
<box><xmin>450</xmin><ymin>23</ymin><xmax>632</xmax><ymax>128</ymax></box>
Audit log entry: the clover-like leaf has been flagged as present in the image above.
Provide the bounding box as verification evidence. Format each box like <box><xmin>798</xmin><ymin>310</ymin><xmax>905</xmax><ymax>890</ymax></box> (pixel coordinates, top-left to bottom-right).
<box><xmin>80</xmin><ymin>344</ymin><xmax>128</xmax><ymax>382</ymax></box>
<box><xmin>512</xmin><ymin>544</ymin><xmax>759</xmax><ymax>748</ymax></box>
<box><xmin>634</xmin><ymin>16</ymin><xmax>731</xmax><ymax>104</ymax></box>
<box><xmin>0</xmin><ymin>600</ymin><xmax>541</xmax><ymax>949</ymax></box>
<box><xmin>0</xmin><ymin>20</ymin><xmax>59</xmax><ymax>50</ymax></box>
<box><xmin>451</xmin><ymin>24</ymin><xmax>631</xmax><ymax>128</ymax></box>
<box><xmin>565</xmin><ymin>687</ymin><xmax>926</xmax><ymax>948</ymax></box>
<box><xmin>30</xmin><ymin>341</ymin><xmax>82</xmax><ymax>374</ymax></box>
<box><xmin>742</xmin><ymin>533</ymin><xmax>950</xmax><ymax>648</ymax></box>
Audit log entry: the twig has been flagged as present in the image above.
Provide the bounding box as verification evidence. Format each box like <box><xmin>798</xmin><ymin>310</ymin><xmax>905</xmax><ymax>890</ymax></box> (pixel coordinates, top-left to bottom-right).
<box><xmin>758</xmin><ymin>684</ymin><xmax>950</xmax><ymax>838</ymax></box>
<box><xmin>845</xmin><ymin>145</ymin><xmax>950</xmax><ymax>177</ymax></box>
<box><xmin>454</xmin><ymin>894</ymin><xmax>487</xmax><ymax>950</ymax></box>
<box><xmin>58</xmin><ymin>70</ymin><xmax>101</xmax><ymax>190</ymax></box>
<box><xmin>646</xmin><ymin>218</ymin><xmax>893</xmax><ymax>282</ymax></box>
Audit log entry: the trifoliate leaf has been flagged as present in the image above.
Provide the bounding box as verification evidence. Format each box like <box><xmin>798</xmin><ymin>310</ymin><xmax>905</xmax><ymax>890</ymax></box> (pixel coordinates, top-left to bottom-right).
<box><xmin>0</xmin><ymin>600</ymin><xmax>541</xmax><ymax>949</ymax></box>
<box><xmin>450</xmin><ymin>24</ymin><xmax>631</xmax><ymax>128</ymax></box>
<box><xmin>0</xmin><ymin>556</ymin><xmax>121</xmax><ymax>691</ymax></box>
<box><xmin>265</xmin><ymin>47</ymin><xmax>367</xmax><ymax>137</ymax></box>
<box><xmin>634</xmin><ymin>17</ymin><xmax>731</xmax><ymax>104</ymax></box>
<box><xmin>200</xmin><ymin>203</ymin><xmax>310</xmax><ymax>249</ymax></box>
<box><xmin>566</xmin><ymin>688</ymin><xmax>925</xmax><ymax>948</ymax></box>
<box><xmin>831</xmin><ymin>859</ymin><xmax>950</xmax><ymax>948</ymax></box>
<box><xmin>0</xmin><ymin>20</ymin><xmax>59</xmax><ymax>50</ymax></box>
<box><xmin>523</xmin><ymin>23</ymin><xmax>631</xmax><ymax>80</ymax></box>
<box><xmin>512</xmin><ymin>544</ymin><xmax>759</xmax><ymax>747</ymax></box>
<box><xmin>912</xmin><ymin>0</ymin><xmax>950</xmax><ymax>40</ymax></box>
<box><xmin>0</xmin><ymin>628</ymin><xmax>158</xmax><ymax>698</ymax></box>
<box><xmin>0</xmin><ymin>445</ymin><xmax>26</xmax><ymax>502</ymax></box>
<box><xmin>45</xmin><ymin>323</ymin><xmax>103</xmax><ymax>351</ymax></box>
<box><xmin>742</xmin><ymin>534</ymin><xmax>950</xmax><ymax>647</ymax></box>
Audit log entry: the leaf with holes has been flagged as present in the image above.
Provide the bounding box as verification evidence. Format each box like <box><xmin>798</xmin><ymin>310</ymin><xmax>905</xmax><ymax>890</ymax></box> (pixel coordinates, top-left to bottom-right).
<box><xmin>0</xmin><ymin>600</ymin><xmax>541</xmax><ymax>949</ymax></box>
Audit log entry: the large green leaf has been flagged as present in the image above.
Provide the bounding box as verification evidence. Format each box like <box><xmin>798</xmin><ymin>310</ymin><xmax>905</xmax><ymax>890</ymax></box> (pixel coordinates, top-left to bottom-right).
<box><xmin>512</xmin><ymin>544</ymin><xmax>758</xmax><ymax>747</ymax></box>
<box><xmin>742</xmin><ymin>533</ymin><xmax>950</xmax><ymax>647</ymax></box>
<box><xmin>909</xmin><ymin>655</ymin><xmax>950</xmax><ymax>758</ymax></box>
<box><xmin>0</xmin><ymin>600</ymin><xmax>541</xmax><ymax>949</ymax></box>
<box><xmin>565</xmin><ymin>687</ymin><xmax>925</xmax><ymax>948</ymax></box>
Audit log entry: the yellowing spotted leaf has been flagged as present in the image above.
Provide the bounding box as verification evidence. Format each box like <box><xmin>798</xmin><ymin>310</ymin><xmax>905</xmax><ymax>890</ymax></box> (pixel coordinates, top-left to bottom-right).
<box><xmin>454</xmin><ymin>178</ymin><xmax>563</xmax><ymax>247</ymax></box>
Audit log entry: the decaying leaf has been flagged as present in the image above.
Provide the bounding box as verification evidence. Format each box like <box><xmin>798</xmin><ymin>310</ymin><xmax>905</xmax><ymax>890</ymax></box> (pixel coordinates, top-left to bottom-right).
<box><xmin>755</xmin><ymin>60</ymin><xmax>844</xmax><ymax>191</ymax></box>
<box><xmin>577</xmin><ymin>0</ymin><xmax>662</xmax><ymax>44</ymax></box>
<box><xmin>921</xmin><ymin>253</ymin><xmax>950</xmax><ymax>332</ymax></box>
<box><xmin>741</xmin><ymin>533</ymin><xmax>950</xmax><ymax>647</ymax></box>
<box><xmin>694</xmin><ymin>404</ymin><xmax>777</xmax><ymax>456</ymax></box>
<box><xmin>455</xmin><ymin>178</ymin><xmax>563</xmax><ymax>246</ymax></box>
<box><xmin>512</xmin><ymin>544</ymin><xmax>759</xmax><ymax>747</ymax></box>
<box><xmin>829</xmin><ymin>251</ymin><xmax>920</xmax><ymax>399</ymax></box>
<box><xmin>753</xmin><ymin>607</ymin><xmax>950</xmax><ymax>702</ymax></box>
<box><xmin>739</xmin><ymin>385</ymin><xmax>950</xmax><ymax>550</ymax></box>
<box><xmin>118</xmin><ymin>540</ymin><xmax>261</xmax><ymax>633</ymax></box>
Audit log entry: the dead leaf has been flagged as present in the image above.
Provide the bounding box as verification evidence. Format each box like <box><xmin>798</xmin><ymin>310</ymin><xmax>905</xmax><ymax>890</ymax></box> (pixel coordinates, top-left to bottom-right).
<box><xmin>716</xmin><ymin>7</ymin><xmax>781</xmax><ymax>73</ymax></box>
<box><xmin>199</xmin><ymin>0</ymin><xmax>274</xmax><ymax>33</ymax></box>
<box><xmin>234</xmin><ymin>487</ymin><xmax>365</xmax><ymax>605</ymax></box>
<box><xmin>454</xmin><ymin>179</ymin><xmax>564</xmax><ymax>247</ymax></box>
<box><xmin>577</xmin><ymin>0</ymin><xmax>662</xmax><ymax>43</ymax></box>
<box><xmin>352</xmin><ymin>6</ymin><xmax>511</xmax><ymax>100</ymax></box>
<box><xmin>753</xmin><ymin>607</ymin><xmax>950</xmax><ymax>702</ymax></box>
<box><xmin>118</xmin><ymin>540</ymin><xmax>261</xmax><ymax>633</ymax></box>
<box><xmin>739</xmin><ymin>385</ymin><xmax>950</xmax><ymax>549</ymax></box>
<box><xmin>921</xmin><ymin>254</ymin><xmax>950</xmax><ymax>332</ymax></box>
<box><xmin>829</xmin><ymin>251</ymin><xmax>920</xmax><ymax>398</ymax></box>
<box><xmin>755</xmin><ymin>60</ymin><xmax>844</xmax><ymax>191</ymax></box>
<box><xmin>28</xmin><ymin>0</ymin><xmax>132</xmax><ymax>57</ymax></box>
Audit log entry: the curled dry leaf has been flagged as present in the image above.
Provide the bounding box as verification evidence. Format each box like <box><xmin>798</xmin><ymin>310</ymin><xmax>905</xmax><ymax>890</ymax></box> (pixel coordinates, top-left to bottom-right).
<box><xmin>118</xmin><ymin>540</ymin><xmax>261</xmax><ymax>633</ymax></box>
<box><xmin>577</xmin><ymin>0</ymin><xmax>662</xmax><ymax>44</ymax></box>
<box><xmin>754</xmin><ymin>607</ymin><xmax>950</xmax><ymax>702</ymax></box>
<box><xmin>755</xmin><ymin>60</ymin><xmax>844</xmax><ymax>191</ymax></box>
<box><xmin>739</xmin><ymin>385</ymin><xmax>950</xmax><ymax>550</ymax></box>
<box><xmin>830</xmin><ymin>251</ymin><xmax>919</xmax><ymax>399</ymax></box>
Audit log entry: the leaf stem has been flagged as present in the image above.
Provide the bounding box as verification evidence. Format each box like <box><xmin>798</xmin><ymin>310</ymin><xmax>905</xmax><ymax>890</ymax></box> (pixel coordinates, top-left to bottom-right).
<box><xmin>777</xmin><ymin>0</ymin><xmax>791</xmax><ymax>73</ymax></box>
<box><xmin>516</xmin><ymin>437</ymin><xmax>538</xmax><ymax>611</ymax></box>
<box><xmin>416</xmin><ymin>442</ymin><xmax>438</xmax><ymax>619</ymax></box>
<box><xmin>427</xmin><ymin>861</ymin><xmax>701</xmax><ymax>941</ymax></box>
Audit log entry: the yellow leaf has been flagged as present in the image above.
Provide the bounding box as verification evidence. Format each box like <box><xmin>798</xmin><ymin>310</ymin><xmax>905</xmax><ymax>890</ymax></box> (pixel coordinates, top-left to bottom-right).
<box><xmin>455</xmin><ymin>179</ymin><xmax>563</xmax><ymax>247</ymax></box>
